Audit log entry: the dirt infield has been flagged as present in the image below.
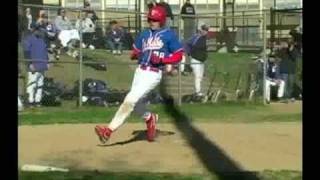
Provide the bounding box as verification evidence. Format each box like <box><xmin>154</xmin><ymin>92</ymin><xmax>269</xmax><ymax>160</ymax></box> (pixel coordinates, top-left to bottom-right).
<box><xmin>19</xmin><ymin>121</ymin><xmax>301</xmax><ymax>174</ymax></box>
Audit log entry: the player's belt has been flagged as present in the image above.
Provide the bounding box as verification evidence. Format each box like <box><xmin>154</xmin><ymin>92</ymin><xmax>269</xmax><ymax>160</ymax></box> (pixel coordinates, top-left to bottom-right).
<box><xmin>139</xmin><ymin>65</ymin><xmax>160</xmax><ymax>73</ymax></box>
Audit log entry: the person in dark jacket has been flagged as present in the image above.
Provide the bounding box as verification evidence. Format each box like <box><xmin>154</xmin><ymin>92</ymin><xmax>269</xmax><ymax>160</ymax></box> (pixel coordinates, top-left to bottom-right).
<box><xmin>276</xmin><ymin>40</ymin><xmax>298</xmax><ymax>102</ymax></box>
<box><xmin>23</xmin><ymin>22</ymin><xmax>49</xmax><ymax>107</ymax></box>
<box><xmin>159</xmin><ymin>0</ymin><xmax>174</xmax><ymax>27</ymax></box>
<box><xmin>184</xmin><ymin>23</ymin><xmax>209</xmax><ymax>96</ymax></box>
<box><xmin>18</xmin><ymin>7</ymin><xmax>28</xmax><ymax>43</ymax></box>
<box><xmin>180</xmin><ymin>0</ymin><xmax>196</xmax><ymax>40</ymax></box>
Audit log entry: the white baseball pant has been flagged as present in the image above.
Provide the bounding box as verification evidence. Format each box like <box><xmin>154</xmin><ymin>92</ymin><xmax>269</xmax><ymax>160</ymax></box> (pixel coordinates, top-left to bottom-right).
<box><xmin>58</xmin><ymin>29</ymin><xmax>80</xmax><ymax>47</ymax></box>
<box><xmin>265</xmin><ymin>79</ymin><xmax>285</xmax><ymax>102</ymax></box>
<box><xmin>190</xmin><ymin>58</ymin><xmax>205</xmax><ymax>95</ymax></box>
<box><xmin>27</xmin><ymin>72</ymin><xmax>44</xmax><ymax>103</ymax></box>
<box><xmin>108</xmin><ymin>66</ymin><xmax>162</xmax><ymax>131</ymax></box>
<box><xmin>179</xmin><ymin>55</ymin><xmax>186</xmax><ymax>72</ymax></box>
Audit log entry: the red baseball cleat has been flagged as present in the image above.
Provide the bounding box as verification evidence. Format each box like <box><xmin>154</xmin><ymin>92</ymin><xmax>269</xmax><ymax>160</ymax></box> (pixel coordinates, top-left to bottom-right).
<box><xmin>145</xmin><ymin>113</ymin><xmax>158</xmax><ymax>142</ymax></box>
<box><xmin>94</xmin><ymin>125</ymin><xmax>112</xmax><ymax>144</ymax></box>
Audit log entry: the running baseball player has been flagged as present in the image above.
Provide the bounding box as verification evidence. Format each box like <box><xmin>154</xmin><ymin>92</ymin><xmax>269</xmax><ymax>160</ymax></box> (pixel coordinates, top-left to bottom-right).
<box><xmin>94</xmin><ymin>5</ymin><xmax>183</xmax><ymax>143</ymax></box>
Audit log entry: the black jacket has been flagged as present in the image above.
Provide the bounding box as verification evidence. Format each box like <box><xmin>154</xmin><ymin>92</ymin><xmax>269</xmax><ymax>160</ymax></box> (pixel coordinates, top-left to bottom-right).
<box><xmin>276</xmin><ymin>48</ymin><xmax>297</xmax><ymax>74</ymax></box>
<box><xmin>185</xmin><ymin>34</ymin><xmax>207</xmax><ymax>62</ymax></box>
<box><xmin>180</xmin><ymin>3</ymin><xmax>196</xmax><ymax>18</ymax></box>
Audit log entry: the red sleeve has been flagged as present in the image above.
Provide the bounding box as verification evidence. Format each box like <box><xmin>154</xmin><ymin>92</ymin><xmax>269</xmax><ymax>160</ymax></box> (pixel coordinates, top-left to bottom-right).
<box><xmin>162</xmin><ymin>50</ymin><xmax>184</xmax><ymax>64</ymax></box>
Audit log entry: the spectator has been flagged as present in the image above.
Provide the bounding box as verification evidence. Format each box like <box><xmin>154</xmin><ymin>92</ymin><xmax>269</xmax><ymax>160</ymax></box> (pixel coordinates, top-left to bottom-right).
<box><xmin>159</xmin><ymin>0</ymin><xmax>174</xmax><ymax>28</ymax></box>
<box><xmin>180</xmin><ymin>0</ymin><xmax>196</xmax><ymax>40</ymax></box>
<box><xmin>289</xmin><ymin>28</ymin><xmax>302</xmax><ymax>55</ymax></box>
<box><xmin>25</xmin><ymin>7</ymin><xmax>33</xmax><ymax>31</ymax></box>
<box><xmin>54</xmin><ymin>9</ymin><xmax>73</xmax><ymax>31</ymax></box>
<box><xmin>36</xmin><ymin>10</ymin><xmax>60</xmax><ymax>61</ymax></box>
<box><xmin>23</xmin><ymin>22</ymin><xmax>50</xmax><ymax>107</ymax></box>
<box><xmin>18</xmin><ymin>7</ymin><xmax>28</xmax><ymax>42</ymax></box>
<box><xmin>84</xmin><ymin>0</ymin><xmax>99</xmax><ymax>23</ymax></box>
<box><xmin>105</xmin><ymin>20</ymin><xmax>124</xmax><ymax>55</ymax></box>
<box><xmin>265</xmin><ymin>56</ymin><xmax>285</xmax><ymax>104</ymax></box>
<box><xmin>76</xmin><ymin>11</ymin><xmax>96</xmax><ymax>49</ymax></box>
<box><xmin>55</xmin><ymin>8</ymin><xmax>80</xmax><ymax>58</ymax></box>
<box><xmin>276</xmin><ymin>40</ymin><xmax>297</xmax><ymax>103</ymax></box>
<box><xmin>184</xmin><ymin>23</ymin><xmax>209</xmax><ymax>97</ymax></box>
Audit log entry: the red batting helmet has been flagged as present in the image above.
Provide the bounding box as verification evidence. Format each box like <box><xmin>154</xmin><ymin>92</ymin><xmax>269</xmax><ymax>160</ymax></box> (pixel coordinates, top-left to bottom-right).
<box><xmin>147</xmin><ymin>5</ymin><xmax>167</xmax><ymax>26</ymax></box>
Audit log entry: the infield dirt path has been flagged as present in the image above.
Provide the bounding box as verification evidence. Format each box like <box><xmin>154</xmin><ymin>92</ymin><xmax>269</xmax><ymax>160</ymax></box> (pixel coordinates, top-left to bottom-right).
<box><xmin>19</xmin><ymin>121</ymin><xmax>302</xmax><ymax>174</ymax></box>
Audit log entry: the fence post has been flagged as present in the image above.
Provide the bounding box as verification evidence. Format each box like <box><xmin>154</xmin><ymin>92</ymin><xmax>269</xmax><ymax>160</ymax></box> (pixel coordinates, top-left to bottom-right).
<box><xmin>177</xmin><ymin>14</ymin><xmax>182</xmax><ymax>106</ymax></box>
<box><xmin>262</xmin><ymin>11</ymin><xmax>268</xmax><ymax>105</ymax></box>
<box><xmin>78</xmin><ymin>11</ymin><xmax>83</xmax><ymax>107</ymax></box>
<box><xmin>178</xmin><ymin>62</ymin><xmax>182</xmax><ymax>106</ymax></box>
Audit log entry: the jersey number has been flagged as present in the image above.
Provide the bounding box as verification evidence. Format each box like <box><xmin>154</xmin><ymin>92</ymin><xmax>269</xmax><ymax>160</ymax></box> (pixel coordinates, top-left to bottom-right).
<box><xmin>153</xmin><ymin>51</ymin><xmax>165</xmax><ymax>58</ymax></box>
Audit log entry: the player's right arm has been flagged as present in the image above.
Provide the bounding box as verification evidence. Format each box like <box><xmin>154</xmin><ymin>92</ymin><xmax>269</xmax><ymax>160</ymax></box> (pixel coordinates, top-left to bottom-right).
<box><xmin>130</xmin><ymin>32</ymin><xmax>143</xmax><ymax>60</ymax></box>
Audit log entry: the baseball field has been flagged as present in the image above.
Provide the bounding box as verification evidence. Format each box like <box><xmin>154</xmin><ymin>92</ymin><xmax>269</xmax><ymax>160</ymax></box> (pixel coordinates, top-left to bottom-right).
<box><xmin>18</xmin><ymin>50</ymin><xmax>302</xmax><ymax>179</ymax></box>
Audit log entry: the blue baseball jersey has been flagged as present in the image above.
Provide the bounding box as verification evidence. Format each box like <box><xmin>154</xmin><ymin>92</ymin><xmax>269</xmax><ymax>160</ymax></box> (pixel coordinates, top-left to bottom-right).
<box><xmin>133</xmin><ymin>28</ymin><xmax>183</xmax><ymax>67</ymax></box>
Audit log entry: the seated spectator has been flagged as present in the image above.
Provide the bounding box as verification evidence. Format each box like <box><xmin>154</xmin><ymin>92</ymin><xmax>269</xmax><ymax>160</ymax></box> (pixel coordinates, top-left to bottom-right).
<box><xmin>54</xmin><ymin>8</ymin><xmax>80</xmax><ymax>58</ymax></box>
<box><xmin>54</xmin><ymin>9</ymin><xmax>73</xmax><ymax>31</ymax></box>
<box><xmin>76</xmin><ymin>11</ymin><xmax>96</xmax><ymax>49</ymax></box>
<box><xmin>23</xmin><ymin>22</ymin><xmax>50</xmax><ymax>107</ymax></box>
<box><xmin>105</xmin><ymin>20</ymin><xmax>124</xmax><ymax>55</ymax></box>
<box><xmin>84</xmin><ymin>0</ymin><xmax>99</xmax><ymax>23</ymax></box>
<box><xmin>35</xmin><ymin>10</ymin><xmax>60</xmax><ymax>61</ymax></box>
<box><xmin>265</xmin><ymin>56</ymin><xmax>285</xmax><ymax>104</ymax></box>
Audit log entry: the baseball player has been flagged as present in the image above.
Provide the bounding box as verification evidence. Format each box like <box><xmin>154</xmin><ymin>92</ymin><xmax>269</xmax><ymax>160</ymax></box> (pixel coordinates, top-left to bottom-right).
<box><xmin>95</xmin><ymin>5</ymin><xmax>183</xmax><ymax>143</ymax></box>
<box><xmin>265</xmin><ymin>56</ymin><xmax>285</xmax><ymax>104</ymax></box>
<box><xmin>23</xmin><ymin>22</ymin><xmax>50</xmax><ymax>107</ymax></box>
<box><xmin>184</xmin><ymin>23</ymin><xmax>209</xmax><ymax>97</ymax></box>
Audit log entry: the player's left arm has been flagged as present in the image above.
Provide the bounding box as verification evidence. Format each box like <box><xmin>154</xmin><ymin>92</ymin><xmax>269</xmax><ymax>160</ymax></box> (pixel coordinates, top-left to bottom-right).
<box><xmin>162</xmin><ymin>32</ymin><xmax>184</xmax><ymax>64</ymax></box>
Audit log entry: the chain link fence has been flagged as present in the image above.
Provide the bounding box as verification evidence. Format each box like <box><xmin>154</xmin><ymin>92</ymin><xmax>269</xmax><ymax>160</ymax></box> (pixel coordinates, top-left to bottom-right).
<box><xmin>18</xmin><ymin>3</ymin><xmax>302</xmax><ymax>111</ymax></box>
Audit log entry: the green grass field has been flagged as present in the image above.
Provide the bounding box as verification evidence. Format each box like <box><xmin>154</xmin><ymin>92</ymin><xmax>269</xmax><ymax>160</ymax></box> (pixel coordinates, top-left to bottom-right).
<box><xmin>19</xmin><ymin>170</ymin><xmax>302</xmax><ymax>180</ymax></box>
<box><xmin>18</xmin><ymin>101</ymin><xmax>301</xmax><ymax>125</ymax></box>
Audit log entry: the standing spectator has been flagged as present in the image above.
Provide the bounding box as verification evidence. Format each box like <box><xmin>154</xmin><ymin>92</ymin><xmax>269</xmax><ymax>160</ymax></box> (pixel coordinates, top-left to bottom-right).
<box><xmin>184</xmin><ymin>23</ymin><xmax>209</xmax><ymax>97</ymax></box>
<box><xmin>276</xmin><ymin>40</ymin><xmax>297</xmax><ymax>103</ymax></box>
<box><xmin>76</xmin><ymin>11</ymin><xmax>96</xmax><ymax>49</ymax></box>
<box><xmin>105</xmin><ymin>20</ymin><xmax>124</xmax><ymax>55</ymax></box>
<box><xmin>23</xmin><ymin>23</ymin><xmax>49</xmax><ymax>107</ymax></box>
<box><xmin>18</xmin><ymin>7</ymin><xmax>28</xmax><ymax>42</ymax></box>
<box><xmin>25</xmin><ymin>7</ymin><xmax>33</xmax><ymax>31</ymax></box>
<box><xmin>180</xmin><ymin>0</ymin><xmax>196</xmax><ymax>40</ymax></box>
<box><xmin>265</xmin><ymin>56</ymin><xmax>285</xmax><ymax>104</ymax></box>
<box><xmin>159</xmin><ymin>0</ymin><xmax>174</xmax><ymax>28</ymax></box>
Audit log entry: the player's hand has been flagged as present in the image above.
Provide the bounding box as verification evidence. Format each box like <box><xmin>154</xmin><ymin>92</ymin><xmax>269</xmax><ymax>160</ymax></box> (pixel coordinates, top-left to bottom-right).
<box><xmin>130</xmin><ymin>51</ymin><xmax>139</xmax><ymax>60</ymax></box>
<box><xmin>150</xmin><ymin>54</ymin><xmax>163</xmax><ymax>65</ymax></box>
